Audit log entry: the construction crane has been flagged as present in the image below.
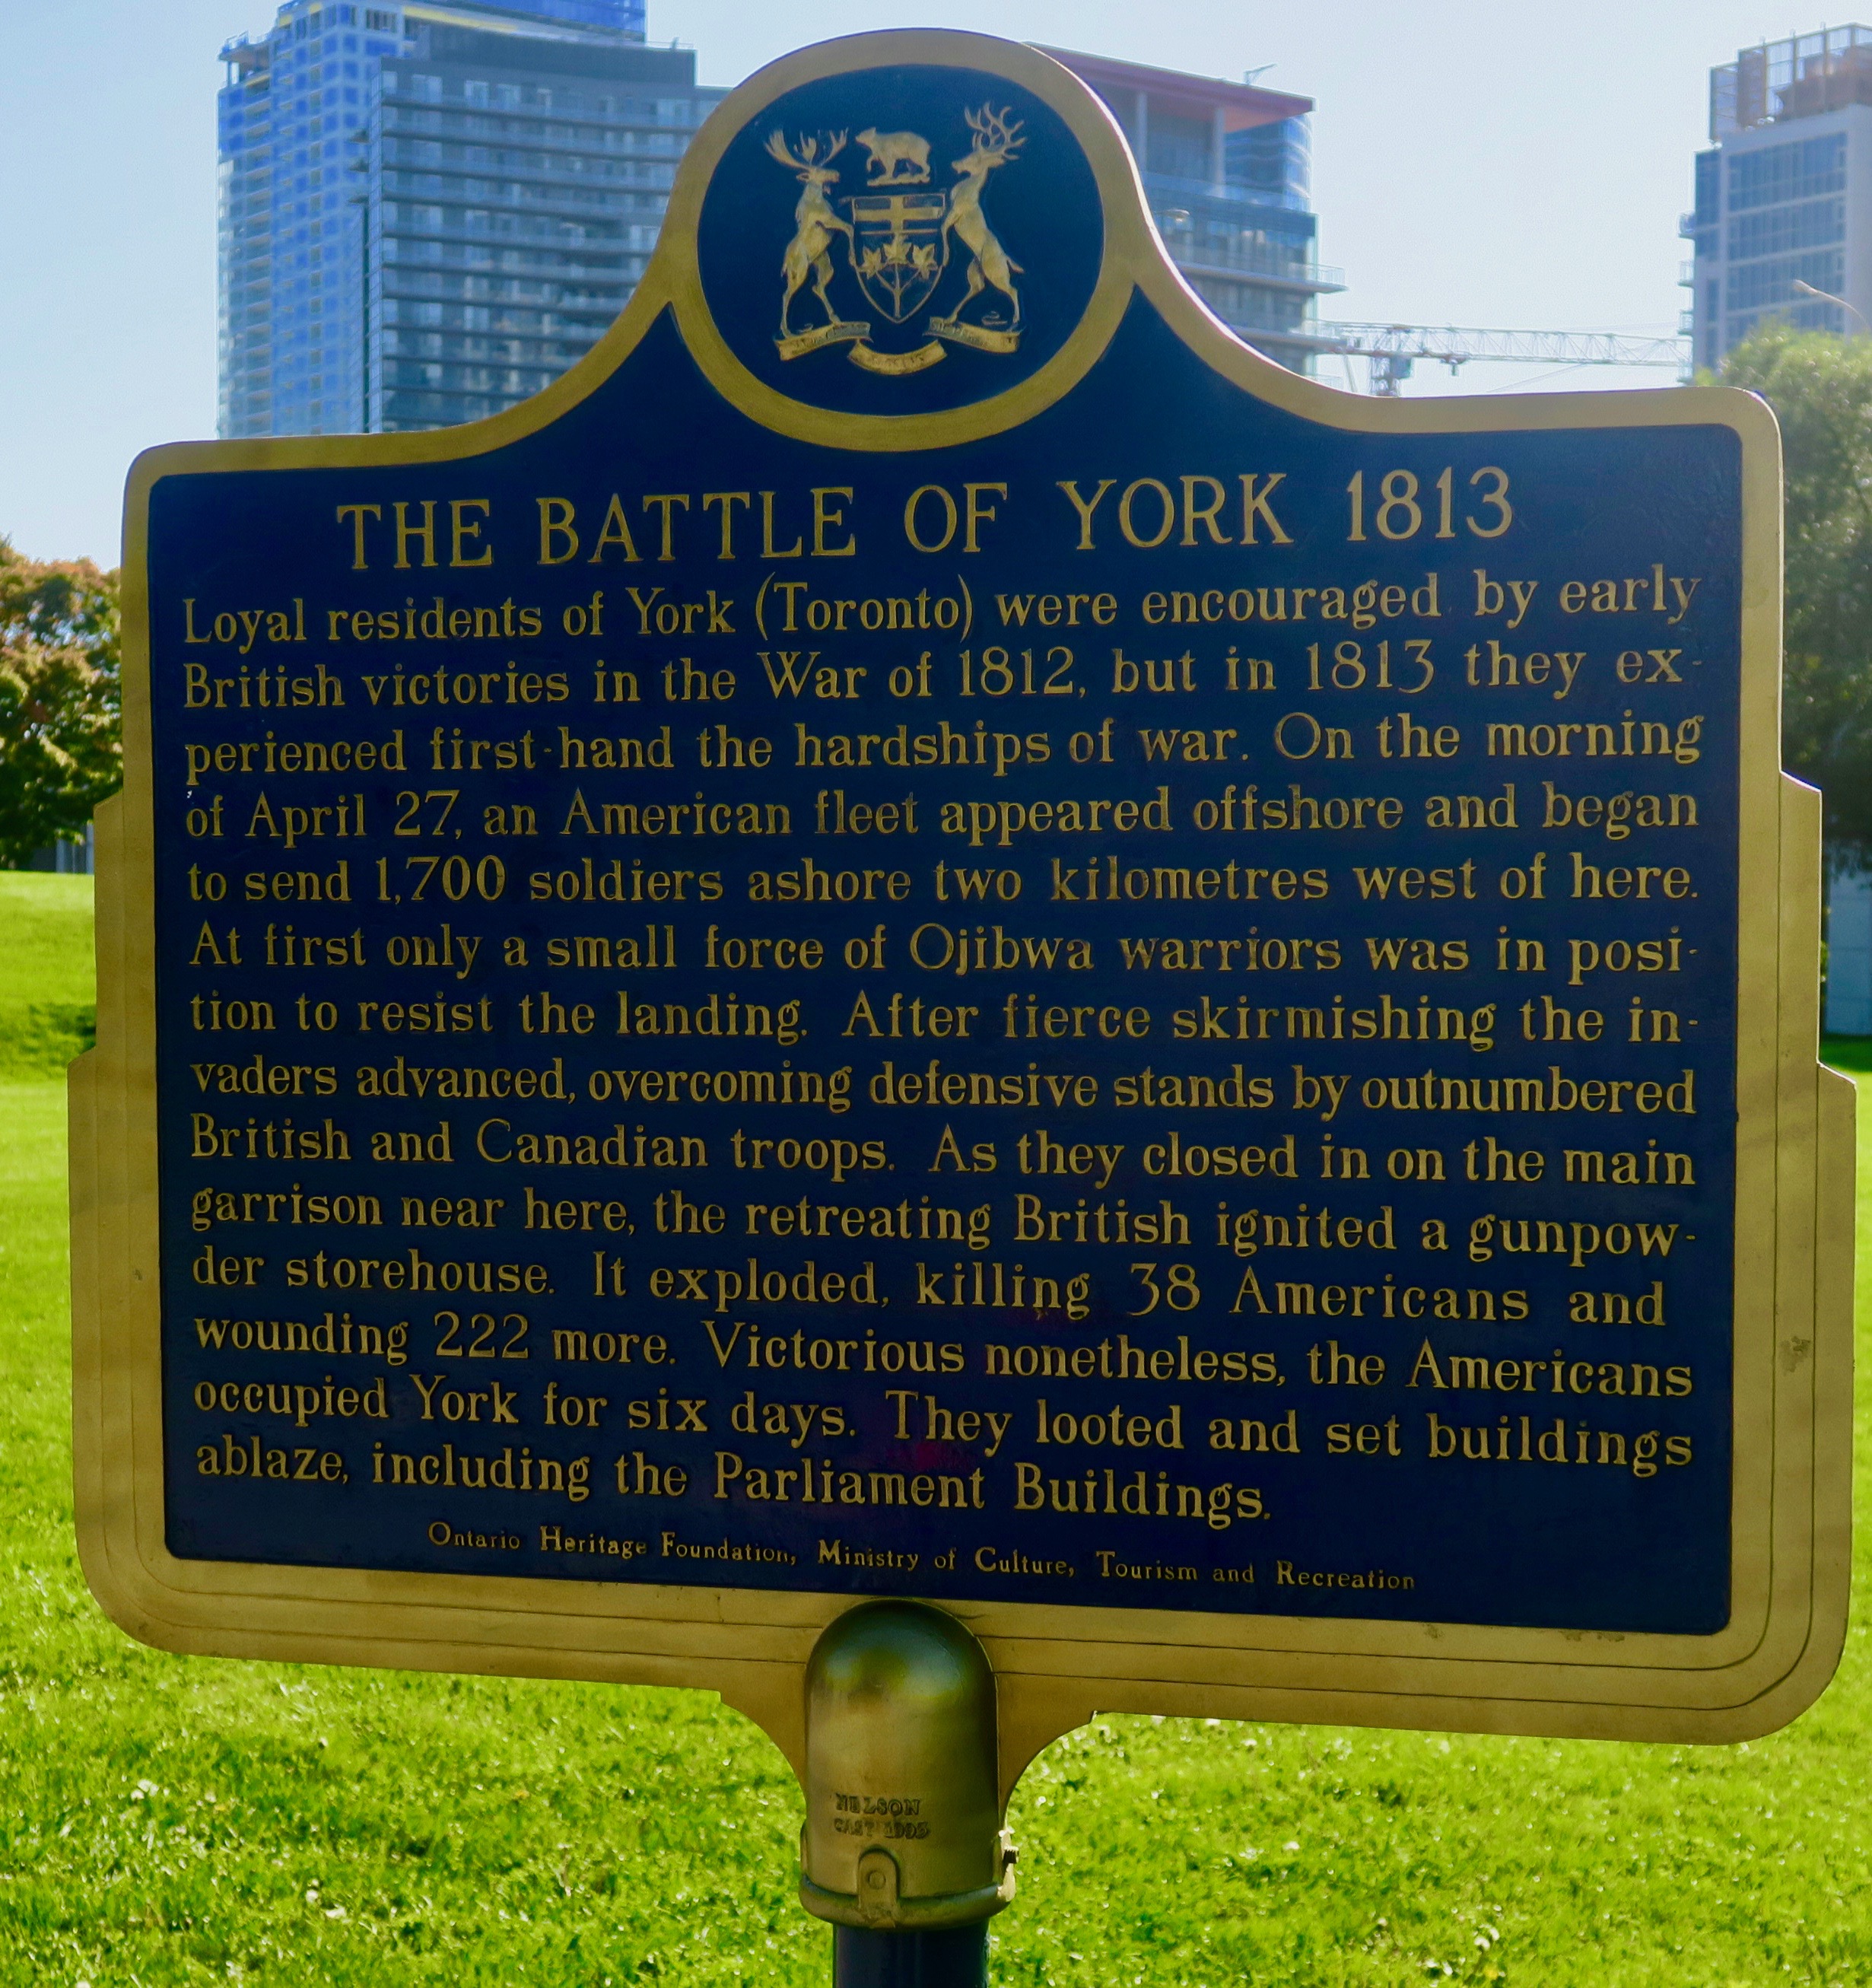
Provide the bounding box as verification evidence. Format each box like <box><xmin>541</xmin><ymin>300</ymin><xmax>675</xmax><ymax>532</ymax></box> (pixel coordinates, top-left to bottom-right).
<box><xmin>1311</xmin><ymin>323</ymin><xmax>1690</xmax><ymax>396</ymax></box>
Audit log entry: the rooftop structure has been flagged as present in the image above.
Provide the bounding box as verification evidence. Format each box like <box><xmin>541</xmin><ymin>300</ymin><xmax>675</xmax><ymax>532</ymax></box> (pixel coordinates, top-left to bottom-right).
<box><xmin>1685</xmin><ymin>26</ymin><xmax>1872</xmax><ymax>371</ymax></box>
<box><xmin>1042</xmin><ymin>49</ymin><xmax>1340</xmax><ymax>374</ymax></box>
<box><xmin>217</xmin><ymin>0</ymin><xmax>723</xmax><ymax>436</ymax></box>
<box><xmin>1711</xmin><ymin>26</ymin><xmax>1872</xmax><ymax>138</ymax></box>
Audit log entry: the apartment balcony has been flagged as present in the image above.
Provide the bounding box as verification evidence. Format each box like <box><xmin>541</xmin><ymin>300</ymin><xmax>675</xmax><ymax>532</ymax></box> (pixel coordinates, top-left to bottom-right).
<box><xmin>381</xmin><ymin>161</ymin><xmax>675</xmax><ymax>206</ymax></box>
<box><xmin>220</xmin><ymin>32</ymin><xmax>269</xmax><ymax>74</ymax></box>
<box><xmin>1142</xmin><ymin>167</ymin><xmax>1313</xmax><ymax>216</ymax></box>
<box><xmin>1168</xmin><ymin>246</ymin><xmax>1345</xmax><ymax>295</ymax></box>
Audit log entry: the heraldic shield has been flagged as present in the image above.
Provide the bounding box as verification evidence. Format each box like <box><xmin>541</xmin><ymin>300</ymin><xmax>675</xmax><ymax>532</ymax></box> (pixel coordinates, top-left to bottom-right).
<box><xmin>751</xmin><ymin>92</ymin><xmax>1036</xmax><ymax>379</ymax></box>
<box><xmin>848</xmin><ymin>189</ymin><xmax>949</xmax><ymax>323</ymax></box>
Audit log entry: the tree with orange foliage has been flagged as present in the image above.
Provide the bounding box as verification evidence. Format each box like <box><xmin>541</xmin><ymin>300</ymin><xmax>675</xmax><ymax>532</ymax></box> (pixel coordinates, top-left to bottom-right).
<box><xmin>0</xmin><ymin>539</ymin><xmax>120</xmax><ymax>869</ymax></box>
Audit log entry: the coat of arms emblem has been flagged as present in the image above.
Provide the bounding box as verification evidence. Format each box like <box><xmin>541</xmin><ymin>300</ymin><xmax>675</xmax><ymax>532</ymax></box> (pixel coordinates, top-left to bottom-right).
<box><xmin>765</xmin><ymin>106</ymin><xmax>1025</xmax><ymax>375</ymax></box>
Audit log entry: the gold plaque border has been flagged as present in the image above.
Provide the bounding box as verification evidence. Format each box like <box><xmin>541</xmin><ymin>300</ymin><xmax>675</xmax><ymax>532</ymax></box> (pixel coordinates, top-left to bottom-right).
<box><xmin>74</xmin><ymin>29</ymin><xmax>1852</xmax><ymax>1783</ymax></box>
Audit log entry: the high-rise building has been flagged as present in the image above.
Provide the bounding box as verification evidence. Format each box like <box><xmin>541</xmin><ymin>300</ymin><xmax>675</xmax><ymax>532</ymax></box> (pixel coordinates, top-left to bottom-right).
<box><xmin>1044</xmin><ymin>49</ymin><xmax>1339</xmax><ymax>374</ymax></box>
<box><xmin>216</xmin><ymin>0</ymin><xmax>723</xmax><ymax>437</ymax></box>
<box><xmin>1683</xmin><ymin>26</ymin><xmax>1872</xmax><ymax>374</ymax></box>
<box><xmin>218</xmin><ymin>22</ymin><xmax>1329</xmax><ymax>438</ymax></box>
<box><xmin>1686</xmin><ymin>30</ymin><xmax>1872</xmax><ymax>1026</ymax></box>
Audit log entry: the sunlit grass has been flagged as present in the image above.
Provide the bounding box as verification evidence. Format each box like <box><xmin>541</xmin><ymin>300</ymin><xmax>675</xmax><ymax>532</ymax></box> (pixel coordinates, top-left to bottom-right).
<box><xmin>0</xmin><ymin>879</ymin><xmax>1867</xmax><ymax>1980</ymax></box>
<box><xmin>0</xmin><ymin>873</ymin><xmax>94</xmax><ymax>1074</ymax></box>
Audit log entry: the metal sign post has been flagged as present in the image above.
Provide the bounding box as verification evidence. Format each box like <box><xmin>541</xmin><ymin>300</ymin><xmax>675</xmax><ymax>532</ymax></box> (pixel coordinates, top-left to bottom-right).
<box><xmin>73</xmin><ymin>30</ymin><xmax>1851</xmax><ymax>1972</ymax></box>
<box><xmin>802</xmin><ymin>1602</ymin><xmax>1012</xmax><ymax>1986</ymax></box>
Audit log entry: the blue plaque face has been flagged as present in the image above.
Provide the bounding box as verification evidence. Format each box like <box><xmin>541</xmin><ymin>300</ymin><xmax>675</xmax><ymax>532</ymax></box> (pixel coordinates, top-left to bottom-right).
<box><xmin>76</xmin><ymin>30</ymin><xmax>1851</xmax><ymax>1747</ymax></box>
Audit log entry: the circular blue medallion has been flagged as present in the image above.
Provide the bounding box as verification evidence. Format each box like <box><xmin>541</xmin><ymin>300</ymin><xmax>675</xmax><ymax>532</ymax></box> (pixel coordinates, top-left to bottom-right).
<box><xmin>694</xmin><ymin>64</ymin><xmax>1105</xmax><ymax>419</ymax></box>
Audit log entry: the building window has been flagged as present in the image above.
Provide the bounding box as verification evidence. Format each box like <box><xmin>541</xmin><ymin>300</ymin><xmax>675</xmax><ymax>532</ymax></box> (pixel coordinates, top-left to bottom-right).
<box><xmin>1727</xmin><ymin>196</ymin><xmax>1845</xmax><ymax>261</ymax></box>
<box><xmin>1692</xmin><ymin>148</ymin><xmax>1721</xmax><ymax>228</ymax></box>
<box><xmin>1144</xmin><ymin>113</ymin><xmax>1211</xmax><ymax>182</ymax></box>
<box><xmin>1727</xmin><ymin>132</ymin><xmax>1846</xmax><ymax>212</ymax></box>
<box><xmin>1726</xmin><ymin>248</ymin><xmax>1843</xmax><ymax>311</ymax></box>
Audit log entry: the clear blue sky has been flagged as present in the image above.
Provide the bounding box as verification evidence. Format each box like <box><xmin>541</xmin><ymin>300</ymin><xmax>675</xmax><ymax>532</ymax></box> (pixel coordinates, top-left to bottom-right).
<box><xmin>0</xmin><ymin>0</ymin><xmax>1794</xmax><ymax>565</ymax></box>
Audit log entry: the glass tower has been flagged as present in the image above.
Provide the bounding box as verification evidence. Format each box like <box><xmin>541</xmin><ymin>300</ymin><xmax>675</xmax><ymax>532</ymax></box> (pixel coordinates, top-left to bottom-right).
<box><xmin>217</xmin><ymin>0</ymin><xmax>723</xmax><ymax>436</ymax></box>
<box><xmin>1683</xmin><ymin>26</ymin><xmax>1872</xmax><ymax>373</ymax></box>
<box><xmin>1043</xmin><ymin>49</ymin><xmax>1339</xmax><ymax>374</ymax></box>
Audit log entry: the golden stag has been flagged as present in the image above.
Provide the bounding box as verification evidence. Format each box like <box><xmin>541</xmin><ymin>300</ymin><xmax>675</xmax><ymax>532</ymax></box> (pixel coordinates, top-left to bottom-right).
<box><xmin>764</xmin><ymin>129</ymin><xmax>853</xmax><ymax>336</ymax></box>
<box><xmin>944</xmin><ymin>105</ymin><xmax>1025</xmax><ymax>326</ymax></box>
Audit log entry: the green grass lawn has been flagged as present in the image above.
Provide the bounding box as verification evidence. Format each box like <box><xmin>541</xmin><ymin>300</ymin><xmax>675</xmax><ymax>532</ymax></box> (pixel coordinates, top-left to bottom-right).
<box><xmin>3</xmin><ymin>876</ymin><xmax>1870</xmax><ymax>1983</ymax></box>
<box><xmin>0</xmin><ymin>873</ymin><xmax>97</xmax><ymax>1077</ymax></box>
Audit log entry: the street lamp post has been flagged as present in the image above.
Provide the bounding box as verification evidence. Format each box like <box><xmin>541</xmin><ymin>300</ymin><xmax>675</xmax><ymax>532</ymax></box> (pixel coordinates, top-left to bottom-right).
<box><xmin>1794</xmin><ymin>278</ymin><xmax>1872</xmax><ymax>336</ymax></box>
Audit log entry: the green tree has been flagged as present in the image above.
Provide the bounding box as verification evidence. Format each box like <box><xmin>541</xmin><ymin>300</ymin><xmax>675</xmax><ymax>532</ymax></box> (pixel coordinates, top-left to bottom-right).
<box><xmin>0</xmin><ymin>538</ymin><xmax>121</xmax><ymax>869</ymax></box>
<box><xmin>1720</xmin><ymin>326</ymin><xmax>1872</xmax><ymax>845</ymax></box>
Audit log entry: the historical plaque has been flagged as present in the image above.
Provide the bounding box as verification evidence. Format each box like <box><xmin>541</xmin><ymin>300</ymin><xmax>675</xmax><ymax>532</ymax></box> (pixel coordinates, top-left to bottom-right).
<box><xmin>74</xmin><ymin>30</ymin><xmax>1851</xmax><ymax>1780</ymax></box>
